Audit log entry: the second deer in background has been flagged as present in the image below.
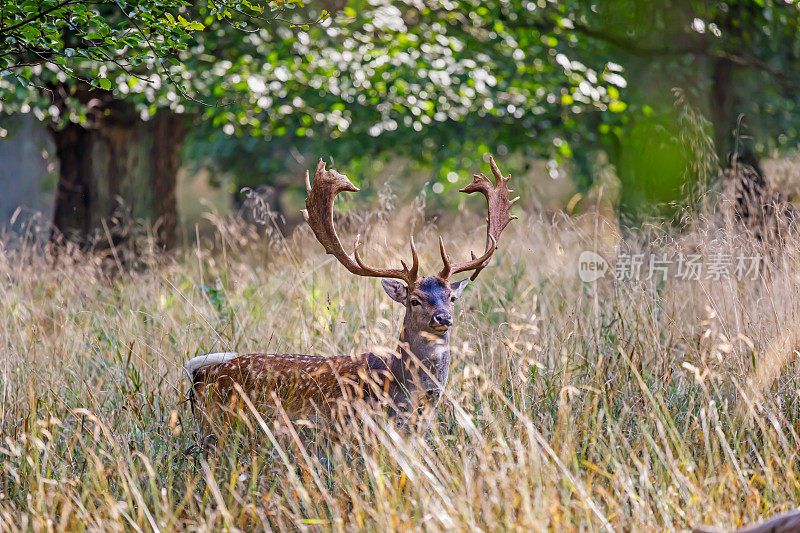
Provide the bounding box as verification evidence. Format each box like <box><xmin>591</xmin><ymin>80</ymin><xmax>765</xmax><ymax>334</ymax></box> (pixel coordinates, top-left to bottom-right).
<box><xmin>185</xmin><ymin>156</ymin><xmax>518</xmax><ymax>437</ymax></box>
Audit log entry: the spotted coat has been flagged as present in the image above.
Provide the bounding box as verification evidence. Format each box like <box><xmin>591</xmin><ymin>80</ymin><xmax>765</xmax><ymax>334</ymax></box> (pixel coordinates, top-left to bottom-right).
<box><xmin>189</xmin><ymin>352</ymin><xmax>396</xmax><ymax>426</ymax></box>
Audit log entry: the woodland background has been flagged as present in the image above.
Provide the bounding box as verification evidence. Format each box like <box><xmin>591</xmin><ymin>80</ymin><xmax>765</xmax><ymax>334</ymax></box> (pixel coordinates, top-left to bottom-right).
<box><xmin>3</xmin><ymin>2</ymin><xmax>800</xmax><ymax>531</ymax></box>
<box><xmin>3</xmin><ymin>1</ymin><xmax>800</xmax><ymax>239</ymax></box>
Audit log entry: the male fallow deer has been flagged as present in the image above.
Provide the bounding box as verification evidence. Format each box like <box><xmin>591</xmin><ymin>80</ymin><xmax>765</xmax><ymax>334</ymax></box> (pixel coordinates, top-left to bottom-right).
<box><xmin>185</xmin><ymin>156</ymin><xmax>517</xmax><ymax>435</ymax></box>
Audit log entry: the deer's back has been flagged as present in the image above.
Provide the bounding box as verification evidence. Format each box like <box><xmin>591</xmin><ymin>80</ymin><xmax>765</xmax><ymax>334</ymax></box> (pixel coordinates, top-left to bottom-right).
<box><xmin>191</xmin><ymin>352</ymin><xmax>391</xmax><ymax>418</ymax></box>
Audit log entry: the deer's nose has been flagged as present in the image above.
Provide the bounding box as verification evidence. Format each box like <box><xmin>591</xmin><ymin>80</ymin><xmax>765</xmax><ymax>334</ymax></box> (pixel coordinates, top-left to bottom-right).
<box><xmin>432</xmin><ymin>313</ymin><xmax>452</xmax><ymax>327</ymax></box>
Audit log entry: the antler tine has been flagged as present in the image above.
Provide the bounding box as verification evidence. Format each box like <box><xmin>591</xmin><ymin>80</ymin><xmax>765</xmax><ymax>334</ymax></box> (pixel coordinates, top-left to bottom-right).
<box><xmin>438</xmin><ymin>236</ymin><xmax>451</xmax><ymax>279</ymax></box>
<box><xmin>355</xmin><ymin>234</ymin><xmax>419</xmax><ymax>283</ymax></box>
<box><xmin>437</xmin><ymin>234</ymin><xmax>496</xmax><ymax>279</ymax></box>
<box><xmin>466</xmin><ymin>235</ymin><xmax>497</xmax><ymax>281</ymax></box>
<box><xmin>304</xmin><ymin>159</ymin><xmax>420</xmax><ymax>287</ymax></box>
<box><xmin>489</xmin><ymin>156</ymin><xmax>506</xmax><ymax>184</ymax></box>
<box><xmin>406</xmin><ymin>235</ymin><xmax>420</xmax><ymax>280</ymax></box>
<box><xmin>438</xmin><ymin>155</ymin><xmax>517</xmax><ymax>281</ymax></box>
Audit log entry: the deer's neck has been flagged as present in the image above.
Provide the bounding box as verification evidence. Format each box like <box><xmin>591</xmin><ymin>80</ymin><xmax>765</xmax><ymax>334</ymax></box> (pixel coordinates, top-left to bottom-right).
<box><xmin>395</xmin><ymin>315</ymin><xmax>451</xmax><ymax>393</ymax></box>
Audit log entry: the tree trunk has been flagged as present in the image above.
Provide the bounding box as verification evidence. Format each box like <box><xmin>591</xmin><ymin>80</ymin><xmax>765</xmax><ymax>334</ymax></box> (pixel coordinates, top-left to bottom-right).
<box><xmin>49</xmin><ymin>122</ymin><xmax>95</xmax><ymax>243</ymax></box>
<box><xmin>710</xmin><ymin>56</ymin><xmax>735</xmax><ymax>165</ymax></box>
<box><xmin>48</xmin><ymin>105</ymin><xmax>185</xmax><ymax>250</ymax></box>
<box><xmin>151</xmin><ymin>111</ymin><xmax>185</xmax><ymax>249</ymax></box>
<box><xmin>50</xmin><ymin>123</ymin><xmax>92</xmax><ymax>240</ymax></box>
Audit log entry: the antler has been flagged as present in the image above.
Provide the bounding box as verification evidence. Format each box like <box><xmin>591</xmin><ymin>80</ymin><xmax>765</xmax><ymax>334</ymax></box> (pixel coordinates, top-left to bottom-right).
<box><xmin>302</xmin><ymin>159</ymin><xmax>420</xmax><ymax>287</ymax></box>
<box><xmin>438</xmin><ymin>156</ymin><xmax>518</xmax><ymax>281</ymax></box>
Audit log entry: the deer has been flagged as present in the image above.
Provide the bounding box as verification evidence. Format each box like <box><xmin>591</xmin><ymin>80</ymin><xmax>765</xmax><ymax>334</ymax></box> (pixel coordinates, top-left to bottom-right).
<box><xmin>185</xmin><ymin>156</ymin><xmax>517</xmax><ymax>438</ymax></box>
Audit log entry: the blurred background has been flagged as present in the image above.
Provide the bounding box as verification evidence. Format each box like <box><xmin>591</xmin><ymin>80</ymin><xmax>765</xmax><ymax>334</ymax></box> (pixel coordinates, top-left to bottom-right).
<box><xmin>2</xmin><ymin>0</ymin><xmax>799</xmax><ymax>248</ymax></box>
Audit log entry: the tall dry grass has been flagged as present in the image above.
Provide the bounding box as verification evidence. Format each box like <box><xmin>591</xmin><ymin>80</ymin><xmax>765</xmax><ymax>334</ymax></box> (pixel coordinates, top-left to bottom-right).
<box><xmin>1</xmin><ymin>194</ymin><xmax>800</xmax><ymax>532</ymax></box>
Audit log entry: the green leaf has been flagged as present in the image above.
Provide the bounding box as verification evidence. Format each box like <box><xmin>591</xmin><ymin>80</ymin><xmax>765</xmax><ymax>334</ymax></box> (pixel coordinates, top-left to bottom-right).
<box><xmin>608</xmin><ymin>101</ymin><xmax>627</xmax><ymax>113</ymax></box>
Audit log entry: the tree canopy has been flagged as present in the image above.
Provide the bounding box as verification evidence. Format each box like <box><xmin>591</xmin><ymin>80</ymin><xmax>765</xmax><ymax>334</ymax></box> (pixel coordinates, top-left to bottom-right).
<box><xmin>553</xmin><ymin>0</ymin><xmax>800</xmax><ymax>153</ymax></box>
<box><xmin>2</xmin><ymin>1</ymin><xmax>625</xmax><ymax>183</ymax></box>
<box><xmin>181</xmin><ymin>1</ymin><xmax>629</xmax><ymax>196</ymax></box>
<box><xmin>4</xmin><ymin>0</ymin><xmax>800</xmax><ymax>220</ymax></box>
<box><xmin>0</xmin><ymin>0</ymin><xmax>320</xmax><ymax>118</ymax></box>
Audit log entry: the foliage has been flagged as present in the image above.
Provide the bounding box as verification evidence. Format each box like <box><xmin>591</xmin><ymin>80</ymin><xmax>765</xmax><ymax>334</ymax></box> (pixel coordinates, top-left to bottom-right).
<box><xmin>550</xmin><ymin>0</ymin><xmax>800</xmax><ymax>145</ymax></box>
<box><xmin>2</xmin><ymin>0</ymin><xmax>197</xmax><ymax>93</ymax></box>
<box><xmin>184</xmin><ymin>0</ymin><xmax>630</xmax><ymax>195</ymax></box>
<box><xmin>0</xmin><ymin>0</ymin><xmax>322</xmax><ymax>118</ymax></box>
<box><xmin>1</xmin><ymin>0</ymin><xmax>628</xmax><ymax>198</ymax></box>
<box><xmin>546</xmin><ymin>0</ymin><xmax>800</xmax><ymax>212</ymax></box>
<box><xmin>6</xmin><ymin>0</ymin><xmax>800</xmax><ymax>215</ymax></box>
<box><xmin>186</xmin><ymin>0</ymin><xmax>800</xmax><ymax>203</ymax></box>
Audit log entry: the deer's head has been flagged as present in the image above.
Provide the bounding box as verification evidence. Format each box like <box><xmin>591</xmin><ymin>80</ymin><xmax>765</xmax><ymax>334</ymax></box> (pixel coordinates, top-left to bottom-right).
<box><xmin>302</xmin><ymin>156</ymin><xmax>517</xmax><ymax>338</ymax></box>
<box><xmin>381</xmin><ymin>276</ymin><xmax>469</xmax><ymax>335</ymax></box>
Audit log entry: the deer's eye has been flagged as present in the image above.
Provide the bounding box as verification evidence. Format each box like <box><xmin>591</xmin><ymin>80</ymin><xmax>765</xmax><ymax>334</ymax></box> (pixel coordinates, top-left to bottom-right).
<box><xmin>410</xmin><ymin>299</ymin><xmax>421</xmax><ymax>307</ymax></box>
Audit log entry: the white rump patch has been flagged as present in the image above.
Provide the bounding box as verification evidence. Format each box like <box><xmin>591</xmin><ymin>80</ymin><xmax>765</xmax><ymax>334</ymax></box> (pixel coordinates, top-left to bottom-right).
<box><xmin>184</xmin><ymin>352</ymin><xmax>239</xmax><ymax>379</ymax></box>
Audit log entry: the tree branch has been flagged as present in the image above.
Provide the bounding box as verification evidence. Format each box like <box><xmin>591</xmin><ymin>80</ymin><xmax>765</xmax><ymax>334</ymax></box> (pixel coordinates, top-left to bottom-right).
<box><xmin>566</xmin><ymin>19</ymin><xmax>796</xmax><ymax>88</ymax></box>
<box><xmin>0</xmin><ymin>0</ymin><xmax>79</xmax><ymax>37</ymax></box>
<box><xmin>112</xmin><ymin>0</ymin><xmax>230</xmax><ymax>108</ymax></box>
<box><xmin>568</xmin><ymin>21</ymin><xmax>708</xmax><ymax>57</ymax></box>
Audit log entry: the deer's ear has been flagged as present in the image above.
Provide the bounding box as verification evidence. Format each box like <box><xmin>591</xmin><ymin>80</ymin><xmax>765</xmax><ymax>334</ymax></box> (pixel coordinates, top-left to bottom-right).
<box><xmin>381</xmin><ymin>279</ymin><xmax>408</xmax><ymax>303</ymax></box>
<box><xmin>451</xmin><ymin>278</ymin><xmax>469</xmax><ymax>298</ymax></box>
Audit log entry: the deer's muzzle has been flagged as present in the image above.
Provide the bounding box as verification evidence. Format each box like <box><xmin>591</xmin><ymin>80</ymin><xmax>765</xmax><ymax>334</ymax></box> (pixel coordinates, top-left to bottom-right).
<box><xmin>430</xmin><ymin>312</ymin><xmax>453</xmax><ymax>330</ymax></box>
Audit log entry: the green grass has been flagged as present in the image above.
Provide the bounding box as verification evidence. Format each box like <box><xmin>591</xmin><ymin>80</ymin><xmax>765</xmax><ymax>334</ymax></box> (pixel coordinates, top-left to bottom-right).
<box><xmin>1</xmin><ymin>209</ymin><xmax>800</xmax><ymax>531</ymax></box>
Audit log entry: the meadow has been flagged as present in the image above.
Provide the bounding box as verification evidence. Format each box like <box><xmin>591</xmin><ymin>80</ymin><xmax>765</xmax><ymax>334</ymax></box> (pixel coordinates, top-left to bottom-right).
<box><xmin>1</xmin><ymin>190</ymin><xmax>800</xmax><ymax>532</ymax></box>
